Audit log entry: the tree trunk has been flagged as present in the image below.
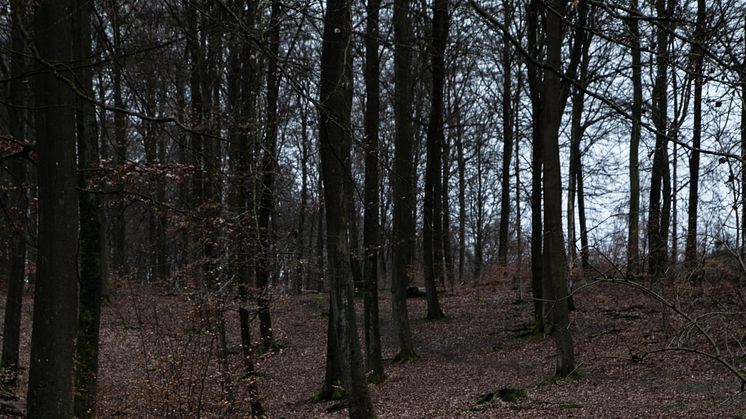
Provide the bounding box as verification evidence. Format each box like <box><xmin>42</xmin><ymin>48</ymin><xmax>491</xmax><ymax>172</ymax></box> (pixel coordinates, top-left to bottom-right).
<box><xmin>498</xmin><ymin>0</ymin><xmax>514</xmax><ymax>267</ymax></box>
<box><xmin>542</xmin><ymin>0</ymin><xmax>575</xmax><ymax>378</ymax></box>
<box><xmin>442</xmin><ymin>133</ymin><xmax>455</xmax><ymax>289</ymax></box>
<box><xmin>684</xmin><ymin>0</ymin><xmax>705</xmax><ymax>268</ymax></box>
<box><xmin>577</xmin><ymin>161</ymin><xmax>590</xmax><ymax>268</ymax></box>
<box><xmin>73</xmin><ymin>0</ymin><xmax>105</xmax><ymax>416</ymax></box>
<box><xmin>422</xmin><ymin>0</ymin><xmax>448</xmax><ymax>320</ymax></box>
<box><xmin>647</xmin><ymin>0</ymin><xmax>674</xmax><ymax>280</ymax></box>
<box><xmin>456</xmin><ymin>105</ymin><xmax>466</xmax><ymax>284</ymax></box>
<box><xmin>391</xmin><ymin>0</ymin><xmax>418</xmax><ymax>361</ymax></box>
<box><xmin>1</xmin><ymin>0</ymin><xmax>26</xmax><ymax>392</ymax></box>
<box><xmin>567</xmin><ymin>91</ymin><xmax>581</xmax><ymax>271</ymax></box>
<box><xmin>317</xmin><ymin>176</ymin><xmax>326</xmax><ymax>292</ymax></box>
<box><xmin>626</xmin><ymin>0</ymin><xmax>642</xmax><ymax>275</ymax></box>
<box><xmin>319</xmin><ymin>0</ymin><xmax>375</xmax><ymax>415</ymax></box>
<box><xmin>514</xmin><ymin>70</ymin><xmax>523</xmax><ymax>299</ymax></box>
<box><xmin>297</xmin><ymin>100</ymin><xmax>310</xmax><ymax>292</ymax></box>
<box><xmin>27</xmin><ymin>1</ymin><xmax>79</xmax><ymax>416</ymax></box>
<box><xmin>255</xmin><ymin>0</ymin><xmax>282</xmax><ymax>352</ymax></box>
<box><xmin>227</xmin><ymin>0</ymin><xmax>260</xmax><ymax>379</ymax></box>
<box><xmin>111</xmin><ymin>3</ymin><xmax>127</xmax><ymax>274</ymax></box>
<box><xmin>741</xmin><ymin>15</ymin><xmax>746</xmax><ymax>259</ymax></box>
<box><xmin>363</xmin><ymin>0</ymin><xmax>385</xmax><ymax>383</ymax></box>
<box><xmin>527</xmin><ymin>0</ymin><xmax>545</xmax><ymax>332</ymax></box>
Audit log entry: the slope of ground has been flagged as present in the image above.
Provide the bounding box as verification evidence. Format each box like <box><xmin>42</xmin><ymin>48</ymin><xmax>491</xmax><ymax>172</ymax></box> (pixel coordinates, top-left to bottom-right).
<box><xmin>1</xmin><ymin>271</ymin><xmax>746</xmax><ymax>418</ymax></box>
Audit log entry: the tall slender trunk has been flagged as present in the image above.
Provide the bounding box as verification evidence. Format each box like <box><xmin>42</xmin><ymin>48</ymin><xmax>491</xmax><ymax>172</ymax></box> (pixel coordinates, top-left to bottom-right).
<box><xmin>73</xmin><ymin>0</ymin><xmax>105</xmax><ymax>416</ymax></box>
<box><xmin>577</xmin><ymin>162</ymin><xmax>590</xmax><ymax>268</ymax></box>
<box><xmin>514</xmin><ymin>70</ymin><xmax>523</xmax><ymax>299</ymax></box>
<box><xmin>363</xmin><ymin>0</ymin><xmax>384</xmax><ymax>383</ymax></box>
<box><xmin>456</xmin><ymin>105</ymin><xmax>466</xmax><ymax>284</ymax></box>
<box><xmin>27</xmin><ymin>0</ymin><xmax>79</xmax><ymax>415</ymax></box>
<box><xmin>319</xmin><ymin>0</ymin><xmax>375</xmax><ymax>414</ymax></box>
<box><xmin>647</xmin><ymin>0</ymin><xmax>675</xmax><ymax>280</ymax></box>
<box><xmin>317</xmin><ymin>176</ymin><xmax>326</xmax><ymax>292</ymax></box>
<box><xmin>422</xmin><ymin>0</ymin><xmax>448</xmax><ymax>320</ymax></box>
<box><xmin>255</xmin><ymin>0</ymin><xmax>281</xmax><ymax>351</ymax></box>
<box><xmin>1</xmin><ymin>0</ymin><xmax>26</xmax><ymax>392</ymax></box>
<box><xmin>111</xmin><ymin>4</ymin><xmax>127</xmax><ymax>273</ymax></box>
<box><xmin>473</xmin><ymin>143</ymin><xmax>485</xmax><ymax>282</ymax></box>
<box><xmin>297</xmin><ymin>101</ymin><xmax>310</xmax><ymax>292</ymax></box>
<box><xmin>498</xmin><ymin>0</ymin><xmax>514</xmax><ymax>266</ymax></box>
<box><xmin>567</xmin><ymin>91</ymin><xmax>582</xmax><ymax>270</ymax></box>
<box><xmin>527</xmin><ymin>0</ymin><xmax>545</xmax><ymax>332</ymax></box>
<box><xmin>741</xmin><ymin>15</ymin><xmax>746</xmax><ymax>259</ymax></box>
<box><xmin>627</xmin><ymin>0</ymin><xmax>642</xmax><ymax>275</ymax></box>
<box><xmin>391</xmin><ymin>0</ymin><xmax>418</xmax><ymax>361</ymax></box>
<box><xmin>542</xmin><ymin>0</ymin><xmax>575</xmax><ymax>378</ymax></box>
<box><xmin>685</xmin><ymin>0</ymin><xmax>705</xmax><ymax>268</ymax></box>
<box><xmin>442</xmin><ymin>134</ymin><xmax>455</xmax><ymax>289</ymax></box>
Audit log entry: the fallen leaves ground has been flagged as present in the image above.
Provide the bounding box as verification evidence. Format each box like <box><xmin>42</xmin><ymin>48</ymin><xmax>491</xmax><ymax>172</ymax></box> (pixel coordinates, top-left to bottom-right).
<box><xmin>3</xmin><ymin>270</ymin><xmax>746</xmax><ymax>418</ymax></box>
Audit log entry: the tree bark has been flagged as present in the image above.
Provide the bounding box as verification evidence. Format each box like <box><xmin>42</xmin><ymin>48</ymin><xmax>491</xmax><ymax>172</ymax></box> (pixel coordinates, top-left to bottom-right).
<box><xmin>527</xmin><ymin>0</ymin><xmax>545</xmax><ymax>332</ymax></box>
<box><xmin>456</xmin><ymin>104</ymin><xmax>466</xmax><ymax>284</ymax></box>
<box><xmin>442</xmin><ymin>133</ymin><xmax>455</xmax><ymax>289</ymax></box>
<box><xmin>27</xmin><ymin>0</ymin><xmax>79</xmax><ymax>416</ymax></box>
<box><xmin>72</xmin><ymin>0</ymin><xmax>105</xmax><ymax>416</ymax></box>
<box><xmin>741</xmin><ymin>15</ymin><xmax>746</xmax><ymax>259</ymax></box>
<box><xmin>542</xmin><ymin>0</ymin><xmax>575</xmax><ymax>378</ymax></box>
<box><xmin>422</xmin><ymin>0</ymin><xmax>448</xmax><ymax>320</ymax></box>
<box><xmin>391</xmin><ymin>0</ymin><xmax>418</xmax><ymax>361</ymax></box>
<box><xmin>255</xmin><ymin>0</ymin><xmax>281</xmax><ymax>352</ymax></box>
<box><xmin>647</xmin><ymin>0</ymin><xmax>675</xmax><ymax>280</ymax></box>
<box><xmin>111</xmin><ymin>3</ymin><xmax>127</xmax><ymax>273</ymax></box>
<box><xmin>363</xmin><ymin>0</ymin><xmax>385</xmax><ymax>383</ymax></box>
<box><xmin>1</xmin><ymin>0</ymin><xmax>27</xmax><ymax>392</ymax></box>
<box><xmin>319</xmin><ymin>0</ymin><xmax>375</xmax><ymax>415</ymax></box>
<box><xmin>684</xmin><ymin>0</ymin><xmax>705</xmax><ymax>268</ymax></box>
<box><xmin>498</xmin><ymin>0</ymin><xmax>514</xmax><ymax>267</ymax></box>
<box><xmin>626</xmin><ymin>0</ymin><xmax>642</xmax><ymax>275</ymax></box>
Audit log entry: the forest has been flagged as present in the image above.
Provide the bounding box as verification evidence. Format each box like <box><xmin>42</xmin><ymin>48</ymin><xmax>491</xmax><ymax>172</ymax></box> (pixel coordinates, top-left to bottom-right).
<box><xmin>1</xmin><ymin>0</ymin><xmax>746</xmax><ymax>417</ymax></box>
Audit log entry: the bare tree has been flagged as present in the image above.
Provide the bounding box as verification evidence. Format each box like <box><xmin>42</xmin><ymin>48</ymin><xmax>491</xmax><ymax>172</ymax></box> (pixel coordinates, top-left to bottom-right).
<box><xmin>318</xmin><ymin>0</ymin><xmax>375</xmax><ymax>416</ymax></box>
<box><xmin>27</xmin><ymin>0</ymin><xmax>79</xmax><ymax>416</ymax></box>
<box><xmin>391</xmin><ymin>0</ymin><xmax>418</xmax><ymax>362</ymax></box>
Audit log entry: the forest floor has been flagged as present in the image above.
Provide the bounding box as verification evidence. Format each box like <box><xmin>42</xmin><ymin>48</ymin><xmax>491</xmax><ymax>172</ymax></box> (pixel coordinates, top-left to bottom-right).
<box><xmin>3</xmin><ymin>266</ymin><xmax>746</xmax><ymax>418</ymax></box>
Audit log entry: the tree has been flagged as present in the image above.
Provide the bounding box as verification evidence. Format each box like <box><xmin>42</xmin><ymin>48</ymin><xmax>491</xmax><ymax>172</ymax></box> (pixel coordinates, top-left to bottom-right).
<box><xmin>497</xmin><ymin>0</ymin><xmax>514</xmax><ymax>268</ymax></box>
<box><xmin>567</xmin><ymin>3</ymin><xmax>593</xmax><ymax>279</ymax></box>
<box><xmin>422</xmin><ymin>0</ymin><xmax>448</xmax><ymax>321</ymax></box>
<box><xmin>109</xmin><ymin>1</ymin><xmax>127</xmax><ymax>274</ymax></box>
<box><xmin>72</xmin><ymin>0</ymin><xmax>105</xmax><ymax>416</ymax></box>
<box><xmin>1</xmin><ymin>0</ymin><xmax>27</xmax><ymax>392</ymax></box>
<box><xmin>26</xmin><ymin>0</ymin><xmax>79</xmax><ymax>416</ymax></box>
<box><xmin>626</xmin><ymin>0</ymin><xmax>643</xmax><ymax>276</ymax></box>
<box><xmin>647</xmin><ymin>0</ymin><xmax>676</xmax><ymax>280</ymax></box>
<box><xmin>363</xmin><ymin>0</ymin><xmax>385</xmax><ymax>383</ymax></box>
<box><xmin>526</xmin><ymin>0</ymin><xmax>546</xmax><ymax>333</ymax></box>
<box><xmin>318</xmin><ymin>0</ymin><xmax>375</xmax><ymax>416</ymax></box>
<box><xmin>741</xmin><ymin>14</ymin><xmax>746</xmax><ymax>259</ymax></box>
<box><xmin>255</xmin><ymin>0</ymin><xmax>281</xmax><ymax>353</ymax></box>
<box><xmin>391</xmin><ymin>0</ymin><xmax>418</xmax><ymax>362</ymax></box>
<box><xmin>540</xmin><ymin>0</ymin><xmax>576</xmax><ymax>377</ymax></box>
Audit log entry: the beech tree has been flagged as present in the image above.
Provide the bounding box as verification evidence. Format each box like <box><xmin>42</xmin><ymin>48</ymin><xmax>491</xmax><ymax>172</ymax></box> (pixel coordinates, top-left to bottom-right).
<box><xmin>318</xmin><ymin>0</ymin><xmax>375</xmax><ymax>416</ymax></box>
<box><xmin>72</xmin><ymin>0</ymin><xmax>105</xmax><ymax>416</ymax></box>
<box><xmin>363</xmin><ymin>0</ymin><xmax>384</xmax><ymax>383</ymax></box>
<box><xmin>626</xmin><ymin>0</ymin><xmax>643</xmax><ymax>276</ymax></box>
<box><xmin>647</xmin><ymin>0</ymin><xmax>676</xmax><ymax>280</ymax></box>
<box><xmin>26</xmin><ymin>0</ymin><xmax>79</xmax><ymax>416</ymax></box>
<box><xmin>1</xmin><ymin>0</ymin><xmax>27</xmax><ymax>392</ymax></box>
<box><xmin>391</xmin><ymin>0</ymin><xmax>418</xmax><ymax>362</ymax></box>
<box><xmin>422</xmin><ymin>0</ymin><xmax>448</xmax><ymax>321</ymax></box>
<box><xmin>538</xmin><ymin>0</ymin><xmax>576</xmax><ymax>377</ymax></box>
